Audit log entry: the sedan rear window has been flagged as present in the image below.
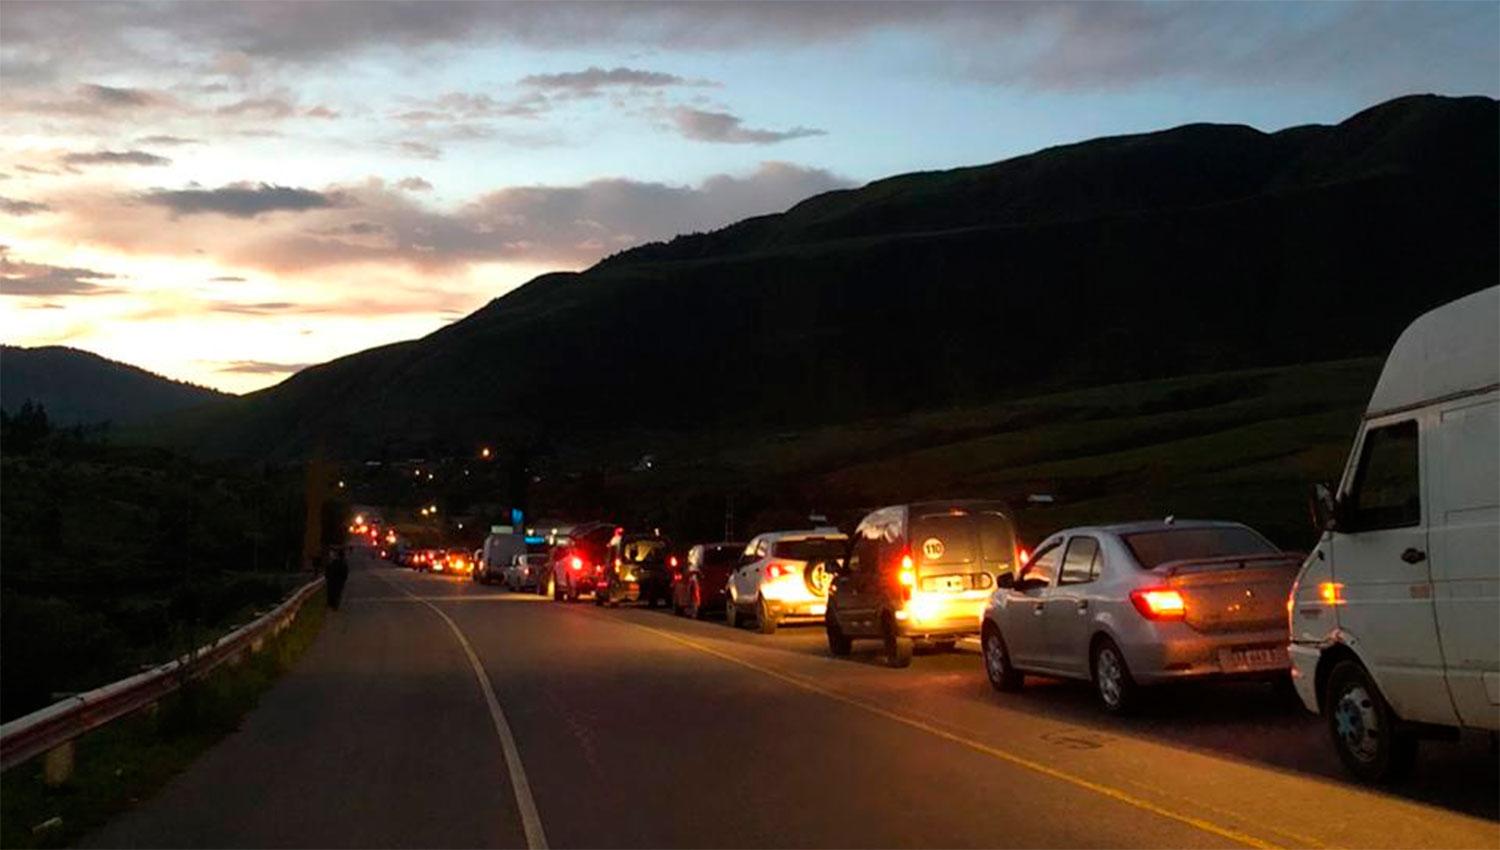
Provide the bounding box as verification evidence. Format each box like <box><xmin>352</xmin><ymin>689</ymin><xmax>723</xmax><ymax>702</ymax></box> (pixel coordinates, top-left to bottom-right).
<box><xmin>772</xmin><ymin>538</ymin><xmax>845</xmax><ymax>562</ymax></box>
<box><xmin>1121</xmin><ymin>527</ymin><xmax>1275</xmax><ymax>569</ymax></box>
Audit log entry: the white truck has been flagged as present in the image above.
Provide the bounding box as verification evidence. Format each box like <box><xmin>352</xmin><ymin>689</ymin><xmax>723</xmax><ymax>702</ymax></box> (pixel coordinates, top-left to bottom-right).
<box><xmin>1290</xmin><ymin>286</ymin><xmax>1498</xmax><ymax>782</ymax></box>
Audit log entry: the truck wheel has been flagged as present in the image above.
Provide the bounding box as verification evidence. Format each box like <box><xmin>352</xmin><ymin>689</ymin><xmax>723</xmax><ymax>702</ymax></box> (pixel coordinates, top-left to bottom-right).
<box><xmin>982</xmin><ymin>624</ymin><xmax>1023</xmax><ymax>692</ymax></box>
<box><xmin>883</xmin><ymin>616</ymin><xmax>913</xmax><ymax>668</ymax></box>
<box><xmin>1091</xmin><ymin>638</ymin><xmax>1139</xmax><ymax>715</ymax></box>
<box><xmin>1326</xmin><ymin>659</ymin><xmax>1417</xmax><ymax>783</ymax></box>
<box><xmin>756</xmin><ymin>596</ymin><xmax>779</xmax><ymax>635</ymax></box>
<box><xmin>826</xmin><ymin>615</ymin><xmax>852</xmax><ymax>657</ymax></box>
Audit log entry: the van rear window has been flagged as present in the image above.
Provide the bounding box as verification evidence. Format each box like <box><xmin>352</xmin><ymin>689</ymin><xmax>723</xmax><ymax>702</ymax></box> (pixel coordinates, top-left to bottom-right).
<box><xmin>912</xmin><ymin>512</ymin><xmax>1016</xmax><ymax>566</ymax></box>
<box><xmin>772</xmin><ymin>538</ymin><xmax>845</xmax><ymax>562</ymax></box>
<box><xmin>1122</xmin><ymin>527</ymin><xmax>1275</xmax><ymax>568</ymax></box>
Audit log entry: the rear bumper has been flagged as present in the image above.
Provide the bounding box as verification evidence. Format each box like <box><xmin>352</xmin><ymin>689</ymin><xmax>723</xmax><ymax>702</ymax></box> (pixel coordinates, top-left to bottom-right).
<box><xmin>763</xmin><ymin>598</ymin><xmax>828</xmax><ymax>620</ymax></box>
<box><xmin>1120</xmin><ymin>625</ymin><xmax>1291</xmax><ymax>685</ymax></box>
<box><xmin>895</xmin><ymin>594</ymin><xmax>986</xmax><ymax>638</ymax></box>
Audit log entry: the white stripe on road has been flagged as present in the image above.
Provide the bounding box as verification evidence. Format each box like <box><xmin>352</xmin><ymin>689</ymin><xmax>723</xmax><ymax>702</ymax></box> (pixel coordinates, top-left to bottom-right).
<box><xmin>378</xmin><ymin>575</ymin><xmax>549</xmax><ymax>850</ymax></box>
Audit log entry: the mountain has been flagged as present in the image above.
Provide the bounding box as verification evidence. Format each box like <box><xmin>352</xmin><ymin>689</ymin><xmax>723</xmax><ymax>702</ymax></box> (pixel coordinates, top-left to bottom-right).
<box><xmin>165</xmin><ymin>94</ymin><xmax>1498</xmax><ymax>460</ymax></box>
<box><xmin>0</xmin><ymin>346</ymin><xmax>229</xmax><ymax>426</ymax></box>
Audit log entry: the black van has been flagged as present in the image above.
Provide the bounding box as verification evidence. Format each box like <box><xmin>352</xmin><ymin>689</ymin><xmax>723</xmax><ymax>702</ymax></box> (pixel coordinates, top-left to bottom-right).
<box><xmin>825</xmin><ymin>501</ymin><xmax>1021</xmax><ymax>667</ymax></box>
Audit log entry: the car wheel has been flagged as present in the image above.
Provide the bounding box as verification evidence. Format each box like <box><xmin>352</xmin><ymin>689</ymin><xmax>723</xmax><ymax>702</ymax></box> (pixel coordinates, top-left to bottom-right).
<box><xmin>883</xmin><ymin>616</ymin><xmax>913</xmax><ymax>668</ymax></box>
<box><xmin>826</xmin><ymin>614</ymin><xmax>852</xmax><ymax>657</ymax></box>
<box><xmin>1091</xmin><ymin>638</ymin><xmax>1139</xmax><ymax>715</ymax></box>
<box><xmin>1326</xmin><ymin>659</ymin><xmax>1417</xmax><ymax>783</ymax></box>
<box><xmin>756</xmin><ymin>596</ymin><xmax>779</xmax><ymax>635</ymax></box>
<box><xmin>725</xmin><ymin>596</ymin><xmax>740</xmax><ymax>629</ymax></box>
<box><xmin>982</xmin><ymin>625</ymin><xmax>1023</xmax><ymax>692</ymax></box>
<box><xmin>686</xmin><ymin>581</ymin><xmax>702</xmax><ymax>620</ymax></box>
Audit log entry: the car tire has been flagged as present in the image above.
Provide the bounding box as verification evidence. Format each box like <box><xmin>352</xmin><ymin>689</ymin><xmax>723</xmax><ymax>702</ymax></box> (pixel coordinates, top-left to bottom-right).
<box><xmin>1091</xmin><ymin>637</ymin><xmax>1139</xmax><ymax>715</ymax></box>
<box><xmin>883</xmin><ymin>616</ymin><xmax>913</xmax><ymax>668</ymax></box>
<box><xmin>981</xmin><ymin>625</ymin><xmax>1023</xmax><ymax>692</ymax></box>
<box><xmin>756</xmin><ymin>596</ymin><xmax>779</xmax><ymax>635</ymax></box>
<box><xmin>725</xmin><ymin>597</ymin><xmax>740</xmax><ymax>629</ymax></box>
<box><xmin>686</xmin><ymin>581</ymin><xmax>702</xmax><ymax>620</ymax></box>
<box><xmin>1326</xmin><ymin>659</ymin><xmax>1417</xmax><ymax>783</ymax></box>
<box><xmin>826</xmin><ymin>614</ymin><xmax>852</xmax><ymax>657</ymax></box>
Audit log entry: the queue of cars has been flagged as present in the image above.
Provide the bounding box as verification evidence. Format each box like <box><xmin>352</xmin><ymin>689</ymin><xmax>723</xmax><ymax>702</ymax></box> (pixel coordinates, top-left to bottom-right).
<box><xmin>398</xmin><ymin>288</ymin><xmax>1498</xmax><ymax>784</ymax></box>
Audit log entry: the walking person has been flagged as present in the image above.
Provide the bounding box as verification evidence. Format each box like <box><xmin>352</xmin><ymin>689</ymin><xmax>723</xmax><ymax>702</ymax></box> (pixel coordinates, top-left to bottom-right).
<box><xmin>326</xmin><ymin>545</ymin><xmax>349</xmax><ymax>611</ymax></box>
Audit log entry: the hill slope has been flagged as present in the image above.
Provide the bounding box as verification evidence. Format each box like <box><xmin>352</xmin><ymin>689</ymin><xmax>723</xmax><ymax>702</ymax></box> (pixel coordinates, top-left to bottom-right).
<box><xmin>1</xmin><ymin>346</ymin><xmax>229</xmax><ymax>426</ymax></box>
<box><xmin>166</xmin><ymin>94</ymin><xmax>1498</xmax><ymax>460</ymax></box>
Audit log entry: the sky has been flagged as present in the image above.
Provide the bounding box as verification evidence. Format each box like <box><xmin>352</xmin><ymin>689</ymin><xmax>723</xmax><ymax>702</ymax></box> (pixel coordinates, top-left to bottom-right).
<box><xmin>2</xmin><ymin>1</ymin><xmax>1496</xmax><ymax>393</ymax></box>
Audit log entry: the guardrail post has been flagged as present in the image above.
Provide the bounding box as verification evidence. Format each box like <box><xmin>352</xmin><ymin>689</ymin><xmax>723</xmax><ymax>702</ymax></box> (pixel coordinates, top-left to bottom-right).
<box><xmin>41</xmin><ymin>740</ymin><xmax>74</xmax><ymax>787</ymax></box>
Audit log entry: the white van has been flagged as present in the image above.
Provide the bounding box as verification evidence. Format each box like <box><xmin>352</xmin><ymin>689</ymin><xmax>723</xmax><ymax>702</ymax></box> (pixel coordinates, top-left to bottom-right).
<box><xmin>1290</xmin><ymin>286</ymin><xmax>1499</xmax><ymax>782</ymax></box>
<box><xmin>479</xmin><ymin>531</ymin><xmax>527</xmax><ymax>585</ymax></box>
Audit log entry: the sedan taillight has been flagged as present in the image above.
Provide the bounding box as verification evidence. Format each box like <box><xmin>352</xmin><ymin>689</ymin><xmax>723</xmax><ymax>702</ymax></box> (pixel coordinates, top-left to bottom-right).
<box><xmin>1130</xmin><ymin>588</ymin><xmax>1186</xmax><ymax>620</ymax></box>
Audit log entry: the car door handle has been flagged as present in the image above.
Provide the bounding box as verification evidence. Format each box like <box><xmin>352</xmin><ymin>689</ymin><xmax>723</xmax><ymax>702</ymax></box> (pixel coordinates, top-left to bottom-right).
<box><xmin>1401</xmin><ymin>548</ymin><xmax>1427</xmax><ymax>564</ymax></box>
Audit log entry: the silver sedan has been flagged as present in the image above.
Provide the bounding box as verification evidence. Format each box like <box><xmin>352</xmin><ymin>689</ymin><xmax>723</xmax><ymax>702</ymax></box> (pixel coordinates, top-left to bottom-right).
<box><xmin>980</xmin><ymin>520</ymin><xmax>1302</xmax><ymax>713</ymax></box>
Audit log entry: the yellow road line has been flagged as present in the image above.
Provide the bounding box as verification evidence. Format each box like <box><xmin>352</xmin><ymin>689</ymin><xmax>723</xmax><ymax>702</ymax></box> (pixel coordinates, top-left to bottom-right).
<box><xmin>627</xmin><ymin>620</ymin><xmax>1285</xmax><ymax>850</ymax></box>
<box><xmin>376</xmin><ymin>574</ymin><xmax>549</xmax><ymax>850</ymax></box>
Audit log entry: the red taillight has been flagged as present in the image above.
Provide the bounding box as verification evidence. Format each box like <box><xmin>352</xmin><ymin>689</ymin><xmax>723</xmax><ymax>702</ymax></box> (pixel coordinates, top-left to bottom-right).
<box><xmin>1130</xmin><ymin>588</ymin><xmax>1186</xmax><ymax>620</ymax></box>
<box><xmin>766</xmin><ymin>563</ymin><xmax>791</xmax><ymax>580</ymax></box>
<box><xmin>570</xmin><ymin>556</ymin><xmax>584</xmax><ymax>571</ymax></box>
<box><xmin>898</xmin><ymin>553</ymin><xmax>915</xmax><ymax>601</ymax></box>
<box><xmin>1017</xmin><ymin>547</ymin><xmax>1030</xmax><ymax>566</ymax></box>
<box><xmin>669</xmin><ymin>555</ymin><xmax>679</xmax><ymax>568</ymax></box>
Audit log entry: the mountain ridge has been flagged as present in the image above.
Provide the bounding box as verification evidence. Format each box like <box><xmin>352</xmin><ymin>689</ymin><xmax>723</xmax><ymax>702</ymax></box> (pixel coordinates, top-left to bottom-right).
<box><xmin>0</xmin><ymin>345</ymin><xmax>230</xmax><ymax>426</ymax></box>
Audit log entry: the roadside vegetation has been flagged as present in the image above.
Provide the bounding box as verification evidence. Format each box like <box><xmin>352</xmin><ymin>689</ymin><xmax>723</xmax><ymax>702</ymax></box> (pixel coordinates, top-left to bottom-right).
<box><xmin>0</xmin><ymin>403</ymin><xmax>315</xmax><ymax>722</ymax></box>
<box><xmin>0</xmin><ymin>587</ymin><xmax>325</xmax><ymax>849</ymax></box>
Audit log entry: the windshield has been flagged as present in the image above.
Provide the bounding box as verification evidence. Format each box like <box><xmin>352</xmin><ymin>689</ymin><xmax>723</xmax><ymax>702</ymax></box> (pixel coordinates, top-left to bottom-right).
<box><xmin>1121</xmin><ymin>527</ymin><xmax>1276</xmax><ymax>568</ymax></box>
<box><xmin>772</xmin><ymin>537</ymin><xmax>846</xmax><ymax>562</ymax></box>
<box><xmin>911</xmin><ymin>512</ymin><xmax>1015</xmax><ymax>566</ymax></box>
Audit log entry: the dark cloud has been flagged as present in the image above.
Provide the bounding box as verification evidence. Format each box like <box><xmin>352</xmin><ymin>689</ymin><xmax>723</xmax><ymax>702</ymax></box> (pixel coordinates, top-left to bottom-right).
<box><xmin>79</xmin><ymin>83</ymin><xmax>159</xmax><ymax>107</ymax></box>
<box><xmin>1</xmin><ymin>197</ymin><xmax>53</xmax><ymax>215</ymax></box>
<box><xmin>667</xmin><ymin>107</ymin><xmax>824</xmax><ymax>144</ymax></box>
<box><xmin>207</xmin><ymin>301</ymin><xmax>302</xmax><ymax>315</ymax></box>
<box><xmin>136</xmin><ymin>134</ymin><xmax>201</xmax><ymax>146</ymax></box>
<box><xmin>216</xmin><ymin>96</ymin><xmax>296</xmax><ymax>119</ymax></box>
<box><xmin>138</xmin><ymin>182</ymin><xmax>343</xmax><ymax>218</ymax></box>
<box><xmin>207</xmin><ymin>275</ymin><xmax>248</xmax><ymax>282</ymax></box>
<box><xmin>0</xmin><ymin>248</ymin><xmax>120</xmax><ymax>297</ymax></box>
<box><xmin>61</xmin><ymin>149</ymin><xmax>171</xmax><ymax>167</ymax></box>
<box><xmin>520</xmin><ymin>66</ymin><xmax>695</xmax><ymax>94</ymax></box>
<box><xmin>214</xmin><ymin>359</ymin><xmax>311</xmax><ymax>375</ymax></box>
<box><xmin>396</xmin><ymin>177</ymin><xmax>433</xmax><ymax>192</ymax></box>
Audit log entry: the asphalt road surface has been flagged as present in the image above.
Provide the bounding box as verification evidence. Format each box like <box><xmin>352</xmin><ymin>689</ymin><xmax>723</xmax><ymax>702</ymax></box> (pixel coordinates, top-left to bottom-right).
<box><xmin>89</xmin><ymin>550</ymin><xmax>1499</xmax><ymax>849</ymax></box>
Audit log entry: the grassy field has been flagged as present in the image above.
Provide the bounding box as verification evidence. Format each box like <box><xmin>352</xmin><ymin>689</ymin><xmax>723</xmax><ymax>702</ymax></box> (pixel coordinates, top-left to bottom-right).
<box><xmin>0</xmin><ymin>587</ymin><xmax>326</xmax><ymax>850</ymax></box>
<box><xmin>533</xmin><ymin>357</ymin><xmax>1381</xmax><ymax>549</ymax></box>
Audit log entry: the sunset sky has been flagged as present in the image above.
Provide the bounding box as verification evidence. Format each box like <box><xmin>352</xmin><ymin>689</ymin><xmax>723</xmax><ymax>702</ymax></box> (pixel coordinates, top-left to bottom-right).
<box><xmin>2</xmin><ymin>1</ymin><xmax>1496</xmax><ymax>393</ymax></box>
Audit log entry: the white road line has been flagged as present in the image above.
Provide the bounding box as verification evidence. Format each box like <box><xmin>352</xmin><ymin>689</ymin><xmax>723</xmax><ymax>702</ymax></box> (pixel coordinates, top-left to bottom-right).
<box><xmin>377</xmin><ymin>574</ymin><xmax>549</xmax><ymax>849</ymax></box>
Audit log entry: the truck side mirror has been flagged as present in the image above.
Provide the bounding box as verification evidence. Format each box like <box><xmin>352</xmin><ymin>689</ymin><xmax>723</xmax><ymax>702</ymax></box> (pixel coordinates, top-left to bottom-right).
<box><xmin>1309</xmin><ymin>482</ymin><xmax>1338</xmax><ymax>532</ymax></box>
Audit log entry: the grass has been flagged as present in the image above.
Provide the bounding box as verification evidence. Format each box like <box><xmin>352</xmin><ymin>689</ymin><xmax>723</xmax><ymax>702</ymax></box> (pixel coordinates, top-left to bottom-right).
<box><xmin>0</xmin><ymin>587</ymin><xmax>326</xmax><ymax>849</ymax></box>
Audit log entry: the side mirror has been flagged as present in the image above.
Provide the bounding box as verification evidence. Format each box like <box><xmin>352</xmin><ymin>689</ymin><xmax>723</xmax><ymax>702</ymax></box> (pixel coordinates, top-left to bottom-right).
<box><xmin>1309</xmin><ymin>482</ymin><xmax>1338</xmax><ymax>532</ymax></box>
<box><xmin>996</xmin><ymin>572</ymin><xmax>1015</xmax><ymax>590</ymax></box>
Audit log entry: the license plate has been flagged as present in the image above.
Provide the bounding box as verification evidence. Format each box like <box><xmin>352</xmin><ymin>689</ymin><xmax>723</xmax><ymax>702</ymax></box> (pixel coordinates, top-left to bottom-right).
<box><xmin>1218</xmin><ymin>646</ymin><xmax>1288</xmax><ymax>672</ymax></box>
<box><xmin>809</xmin><ymin>603</ymin><xmax>826</xmax><ymax>616</ymax></box>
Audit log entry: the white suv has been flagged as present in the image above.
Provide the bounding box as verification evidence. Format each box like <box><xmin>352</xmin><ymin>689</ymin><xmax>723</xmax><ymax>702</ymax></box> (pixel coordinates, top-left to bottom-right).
<box><xmin>726</xmin><ymin>528</ymin><xmax>848</xmax><ymax>634</ymax></box>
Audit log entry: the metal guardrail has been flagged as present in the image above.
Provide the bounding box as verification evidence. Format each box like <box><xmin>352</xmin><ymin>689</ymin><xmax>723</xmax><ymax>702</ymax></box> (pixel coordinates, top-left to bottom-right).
<box><xmin>0</xmin><ymin>576</ymin><xmax>325</xmax><ymax>773</ymax></box>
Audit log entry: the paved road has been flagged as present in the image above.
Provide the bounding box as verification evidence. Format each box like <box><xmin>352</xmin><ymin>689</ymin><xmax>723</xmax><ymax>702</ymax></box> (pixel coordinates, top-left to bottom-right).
<box><xmin>90</xmin><ymin>551</ymin><xmax>1499</xmax><ymax>849</ymax></box>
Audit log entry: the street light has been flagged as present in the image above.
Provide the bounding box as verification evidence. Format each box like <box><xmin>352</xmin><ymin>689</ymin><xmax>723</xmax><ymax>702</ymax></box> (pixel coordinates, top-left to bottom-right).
<box><xmin>481</xmin><ymin>447</ymin><xmax>492</xmax><ymax>459</ymax></box>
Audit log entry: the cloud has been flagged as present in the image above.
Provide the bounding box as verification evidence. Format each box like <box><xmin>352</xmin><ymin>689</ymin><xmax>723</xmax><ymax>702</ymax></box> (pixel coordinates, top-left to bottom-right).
<box><xmin>520</xmin><ymin>65</ymin><xmax>695</xmax><ymax>94</ymax></box>
<box><xmin>50</xmin><ymin>163</ymin><xmax>853</xmax><ymax>273</ymax></box>
<box><xmin>138</xmin><ymin>182</ymin><xmax>343</xmax><ymax>218</ymax></box>
<box><xmin>214</xmin><ymin>359</ymin><xmax>312</xmax><ymax>375</ymax></box>
<box><xmin>136</xmin><ymin>134</ymin><xmax>201</xmax><ymax>146</ymax></box>
<box><xmin>1</xmin><ymin>197</ymin><xmax>53</xmax><ymax>215</ymax></box>
<box><xmin>60</xmin><ymin>149</ymin><xmax>172</xmax><ymax>167</ymax></box>
<box><xmin>396</xmin><ymin>177</ymin><xmax>433</xmax><ymax>192</ymax></box>
<box><xmin>397</xmin><ymin>140</ymin><xmax>442</xmax><ymax>160</ymax></box>
<box><xmin>9</xmin><ymin>83</ymin><xmax>180</xmax><ymax>118</ymax></box>
<box><xmin>79</xmin><ymin>83</ymin><xmax>160</xmax><ymax>107</ymax></box>
<box><xmin>304</xmin><ymin>104</ymin><xmax>340</xmax><ymax>119</ymax></box>
<box><xmin>207</xmin><ymin>275</ymin><xmax>248</xmax><ymax>282</ymax></box>
<box><xmin>667</xmin><ymin>107</ymin><xmax>824</xmax><ymax>144</ymax></box>
<box><xmin>0</xmin><ymin>248</ymin><xmax>120</xmax><ymax>297</ymax></box>
<box><xmin>216</xmin><ymin>96</ymin><xmax>297</xmax><ymax>119</ymax></box>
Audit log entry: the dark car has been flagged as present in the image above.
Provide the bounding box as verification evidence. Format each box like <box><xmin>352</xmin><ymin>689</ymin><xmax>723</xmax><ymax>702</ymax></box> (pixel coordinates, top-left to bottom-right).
<box><xmin>671</xmin><ymin>542</ymin><xmax>745</xmax><ymax>619</ymax></box>
<box><xmin>548</xmin><ymin>522</ymin><xmax>616</xmax><ymax>602</ymax></box>
<box><xmin>825</xmin><ymin>500</ymin><xmax>1022</xmax><ymax>668</ymax></box>
<box><xmin>599</xmin><ymin>530</ymin><xmax>677</xmax><ymax>608</ymax></box>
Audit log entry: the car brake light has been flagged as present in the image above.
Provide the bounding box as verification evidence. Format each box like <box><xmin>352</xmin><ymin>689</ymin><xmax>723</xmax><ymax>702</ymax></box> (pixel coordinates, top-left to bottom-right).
<box><xmin>1130</xmin><ymin>588</ymin><xmax>1186</xmax><ymax>620</ymax></box>
<box><xmin>898</xmin><ymin>553</ymin><xmax>915</xmax><ymax>601</ymax></box>
<box><xmin>767</xmin><ymin>563</ymin><xmax>789</xmax><ymax>579</ymax></box>
<box><xmin>1318</xmin><ymin>581</ymin><xmax>1346</xmax><ymax>605</ymax></box>
<box><xmin>1017</xmin><ymin>547</ymin><xmax>1030</xmax><ymax>566</ymax></box>
<box><xmin>570</xmin><ymin>556</ymin><xmax>583</xmax><ymax>571</ymax></box>
<box><xmin>669</xmin><ymin>555</ymin><xmax>679</xmax><ymax>568</ymax></box>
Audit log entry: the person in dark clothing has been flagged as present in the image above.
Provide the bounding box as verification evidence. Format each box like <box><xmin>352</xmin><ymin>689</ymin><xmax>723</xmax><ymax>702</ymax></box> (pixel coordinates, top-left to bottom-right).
<box><xmin>326</xmin><ymin>546</ymin><xmax>350</xmax><ymax>610</ymax></box>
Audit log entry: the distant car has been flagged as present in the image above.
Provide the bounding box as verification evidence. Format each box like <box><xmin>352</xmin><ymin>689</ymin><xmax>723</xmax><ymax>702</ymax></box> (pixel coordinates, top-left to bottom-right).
<box><xmin>444</xmin><ymin>548</ymin><xmax>474</xmax><ymax>576</ymax></box>
<box><xmin>505</xmin><ymin>553</ymin><xmax>550</xmax><ymax>592</ymax></box>
<box><xmin>548</xmin><ymin>522</ymin><xmax>615</xmax><ymax>602</ymax></box>
<box><xmin>981</xmin><ymin>520</ymin><xmax>1302</xmax><ymax>713</ymax></box>
<box><xmin>600</xmin><ymin>530</ymin><xmax>677</xmax><ymax>607</ymax></box>
<box><xmin>727</xmin><ymin>528</ymin><xmax>848</xmax><ymax>634</ymax></box>
<box><xmin>827</xmin><ymin>501</ymin><xmax>1021</xmax><ymax>667</ymax></box>
<box><xmin>671</xmin><ymin>542</ymin><xmax>745</xmax><ymax>618</ymax></box>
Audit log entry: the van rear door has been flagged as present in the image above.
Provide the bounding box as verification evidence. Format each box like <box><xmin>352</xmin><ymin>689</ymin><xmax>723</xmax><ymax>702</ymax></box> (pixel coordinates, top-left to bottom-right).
<box><xmin>1430</xmin><ymin>394</ymin><xmax>1500</xmax><ymax>729</ymax></box>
